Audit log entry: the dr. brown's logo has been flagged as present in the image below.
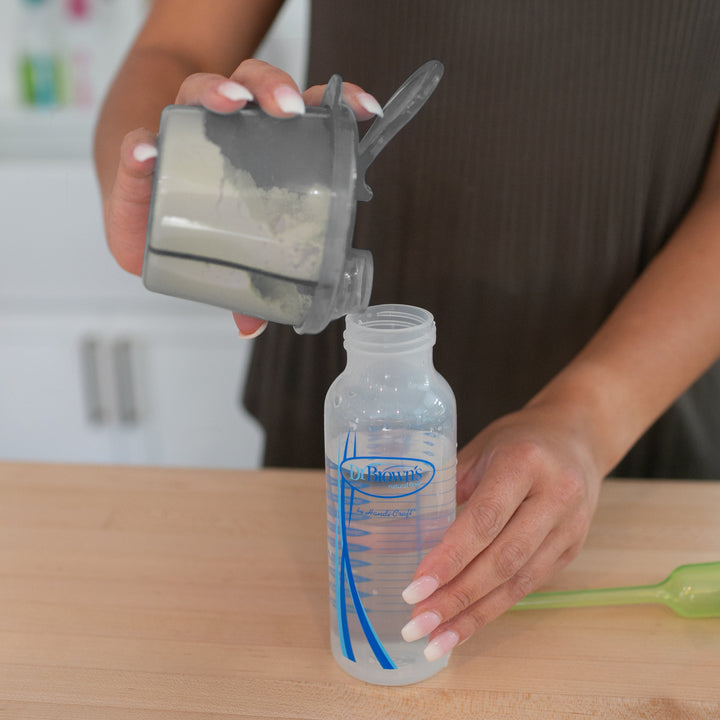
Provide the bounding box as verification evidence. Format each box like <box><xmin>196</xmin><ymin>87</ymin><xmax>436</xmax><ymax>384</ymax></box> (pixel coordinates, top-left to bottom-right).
<box><xmin>339</xmin><ymin>456</ymin><xmax>435</xmax><ymax>498</ymax></box>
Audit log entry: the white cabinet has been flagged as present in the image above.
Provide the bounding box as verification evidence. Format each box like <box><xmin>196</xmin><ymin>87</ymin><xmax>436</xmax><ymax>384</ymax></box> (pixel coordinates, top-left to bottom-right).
<box><xmin>115</xmin><ymin>314</ymin><xmax>265</xmax><ymax>469</ymax></box>
<box><xmin>0</xmin><ymin>312</ymin><xmax>264</xmax><ymax>468</ymax></box>
<box><xmin>0</xmin><ymin>161</ymin><xmax>265</xmax><ymax>468</ymax></box>
<box><xmin>0</xmin><ymin>0</ymin><xmax>311</xmax><ymax>468</ymax></box>
<box><xmin>0</xmin><ymin>315</ymin><xmax>120</xmax><ymax>464</ymax></box>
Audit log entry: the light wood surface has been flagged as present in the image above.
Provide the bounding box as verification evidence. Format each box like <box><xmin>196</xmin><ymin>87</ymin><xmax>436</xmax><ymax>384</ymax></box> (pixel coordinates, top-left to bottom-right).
<box><xmin>0</xmin><ymin>463</ymin><xmax>718</xmax><ymax>719</ymax></box>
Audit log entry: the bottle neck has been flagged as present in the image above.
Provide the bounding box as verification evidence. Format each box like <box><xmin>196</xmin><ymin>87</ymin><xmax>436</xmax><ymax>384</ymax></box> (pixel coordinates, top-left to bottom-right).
<box><xmin>345</xmin><ymin>344</ymin><xmax>434</xmax><ymax>371</ymax></box>
<box><xmin>343</xmin><ymin>304</ymin><xmax>436</xmax><ymax>369</ymax></box>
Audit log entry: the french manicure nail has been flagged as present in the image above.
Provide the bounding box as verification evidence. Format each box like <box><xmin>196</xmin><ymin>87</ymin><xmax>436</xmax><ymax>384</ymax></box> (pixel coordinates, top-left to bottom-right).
<box><xmin>133</xmin><ymin>143</ymin><xmax>158</xmax><ymax>162</ymax></box>
<box><xmin>217</xmin><ymin>81</ymin><xmax>254</xmax><ymax>103</ymax></box>
<box><xmin>401</xmin><ymin>611</ymin><xmax>442</xmax><ymax>642</ymax></box>
<box><xmin>402</xmin><ymin>575</ymin><xmax>439</xmax><ymax>605</ymax></box>
<box><xmin>274</xmin><ymin>85</ymin><xmax>305</xmax><ymax>115</ymax></box>
<box><xmin>238</xmin><ymin>321</ymin><xmax>268</xmax><ymax>340</ymax></box>
<box><xmin>357</xmin><ymin>92</ymin><xmax>384</xmax><ymax>117</ymax></box>
<box><xmin>424</xmin><ymin>630</ymin><xmax>459</xmax><ymax>663</ymax></box>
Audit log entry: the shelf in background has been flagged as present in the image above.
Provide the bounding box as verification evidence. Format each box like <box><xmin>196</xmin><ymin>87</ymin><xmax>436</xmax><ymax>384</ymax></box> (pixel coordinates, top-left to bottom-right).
<box><xmin>0</xmin><ymin>0</ymin><xmax>308</xmax><ymax>164</ymax></box>
<box><xmin>0</xmin><ymin>106</ymin><xmax>98</xmax><ymax>161</ymax></box>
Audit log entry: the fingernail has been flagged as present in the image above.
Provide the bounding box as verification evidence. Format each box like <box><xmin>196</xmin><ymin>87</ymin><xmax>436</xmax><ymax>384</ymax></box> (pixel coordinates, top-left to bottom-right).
<box><xmin>402</xmin><ymin>575</ymin><xmax>439</xmax><ymax>605</ymax></box>
<box><xmin>424</xmin><ymin>630</ymin><xmax>459</xmax><ymax>663</ymax></box>
<box><xmin>217</xmin><ymin>81</ymin><xmax>254</xmax><ymax>103</ymax></box>
<box><xmin>238</xmin><ymin>321</ymin><xmax>268</xmax><ymax>340</ymax></box>
<box><xmin>357</xmin><ymin>92</ymin><xmax>384</xmax><ymax>117</ymax></box>
<box><xmin>274</xmin><ymin>85</ymin><xmax>305</xmax><ymax>115</ymax></box>
<box><xmin>401</xmin><ymin>611</ymin><xmax>442</xmax><ymax>642</ymax></box>
<box><xmin>133</xmin><ymin>143</ymin><xmax>158</xmax><ymax>162</ymax></box>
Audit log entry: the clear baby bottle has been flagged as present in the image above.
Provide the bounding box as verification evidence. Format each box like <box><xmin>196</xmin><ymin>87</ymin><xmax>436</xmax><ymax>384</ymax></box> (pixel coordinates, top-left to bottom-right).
<box><xmin>324</xmin><ymin>304</ymin><xmax>457</xmax><ymax>685</ymax></box>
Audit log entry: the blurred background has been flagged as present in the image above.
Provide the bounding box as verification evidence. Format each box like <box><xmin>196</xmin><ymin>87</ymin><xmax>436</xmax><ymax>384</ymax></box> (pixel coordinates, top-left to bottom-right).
<box><xmin>0</xmin><ymin>0</ymin><xmax>309</xmax><ymax>469</ymax></box>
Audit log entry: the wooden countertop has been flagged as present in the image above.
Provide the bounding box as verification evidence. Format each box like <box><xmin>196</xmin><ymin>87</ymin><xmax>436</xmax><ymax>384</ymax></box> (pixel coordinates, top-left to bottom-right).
<box><xmin>0</xmin><ymin>463</ymin><xmax>719</xmax><ymax>719</ymax></box>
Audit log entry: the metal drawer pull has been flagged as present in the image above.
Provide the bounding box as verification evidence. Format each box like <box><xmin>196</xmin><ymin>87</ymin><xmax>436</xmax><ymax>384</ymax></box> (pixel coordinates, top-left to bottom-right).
<box><xmin>79</xmin><ymin>336</ymin><xmax>105</xmax><ymax>425</ymax></box>
<box><xmin>114</xmin><ymin>338</ymin><xmax>138</xmax><ymax>426</ymax></box>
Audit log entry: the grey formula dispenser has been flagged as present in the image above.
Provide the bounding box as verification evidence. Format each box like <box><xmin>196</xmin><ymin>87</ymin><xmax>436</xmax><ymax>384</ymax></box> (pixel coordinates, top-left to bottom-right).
<box><xmin>142</xmin><ymin>60</ymin><xmax>444</xmax><ymax>334</ymax></box>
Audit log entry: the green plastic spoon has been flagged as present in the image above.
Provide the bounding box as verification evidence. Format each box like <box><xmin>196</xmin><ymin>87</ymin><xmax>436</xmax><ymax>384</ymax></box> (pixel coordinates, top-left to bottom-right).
<box><xmin>513</xmin><ymin>561</ymin><xmax>720</xmax><ymax>618</ymax></box>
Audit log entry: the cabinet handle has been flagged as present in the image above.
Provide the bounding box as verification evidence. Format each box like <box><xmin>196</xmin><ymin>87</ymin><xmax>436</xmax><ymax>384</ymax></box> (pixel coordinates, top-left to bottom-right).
<box><xmin>79</xmin><ymin>336</ymin><xmax>105</xmax><ymax>425</ymax></box>
<box><xmin>114</xmin><ymin>338</ymin><xmax>138</xmax><ymax>426</ymax></box>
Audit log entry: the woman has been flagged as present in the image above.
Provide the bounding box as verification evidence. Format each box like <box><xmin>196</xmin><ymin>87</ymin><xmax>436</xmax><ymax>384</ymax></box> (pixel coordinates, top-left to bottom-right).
<box><xmin>94</xmin><ymin>0</ymin><xmax>720</xmax><ymax>661</ymax></box>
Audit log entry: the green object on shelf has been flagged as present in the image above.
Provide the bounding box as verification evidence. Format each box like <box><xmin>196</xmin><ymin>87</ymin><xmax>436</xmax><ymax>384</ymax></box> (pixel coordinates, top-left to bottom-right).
<box><xmin>513</xmin><ymin>562</ymin><xmax>720</xmax><ymax>618</ymax></box>
<box><xmin>19</xmin><ymin>54</ymin><xmax>61</xmax><ymax>106</ymax></box>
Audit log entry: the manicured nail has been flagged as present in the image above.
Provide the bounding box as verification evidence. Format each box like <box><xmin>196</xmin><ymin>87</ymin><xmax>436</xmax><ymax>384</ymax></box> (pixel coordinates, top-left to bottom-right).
<box><xmin>402</xmin><ymin>575</ymin><xmax>439</xmax><ymax>605</ymax></box>
<box><xmin>424</xmin><ymin>630</ymin><xmax>459</xmax><ymax>663</ymax></box>
<box><xmin>274</xmin><ymin>85</ymin><xmax>305</xmax><ymax>115</ymax></box>
<box><xmin>357</xmin><ymin>92</ymin><xmax>384</xmax><ymax>117</ymax></box>
<box><xmin>238</xmin><ymin>321</ymin><xmax>268</xmax><ymax>340</ymax></box>
<box><xmin>217</xmin><ymin>81</ymin><xmax>253</xmax><ymax>103</ymax></box>
<box><xmin>133</xmin><ymin>143</ymin><xmax>157</xmax><ymax>162</ymax></box>
<box><xmin>401</xmin><ymin>611</ymin><xmax>442</xmax><ymax>643</ymax></box>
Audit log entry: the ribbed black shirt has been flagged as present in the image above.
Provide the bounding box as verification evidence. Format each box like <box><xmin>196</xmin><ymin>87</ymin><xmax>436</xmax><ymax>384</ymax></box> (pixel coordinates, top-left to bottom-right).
<box><xmin>246</xmin><ymin>1</ymin><xmax>720</xmax><ymax>476</ymax></box>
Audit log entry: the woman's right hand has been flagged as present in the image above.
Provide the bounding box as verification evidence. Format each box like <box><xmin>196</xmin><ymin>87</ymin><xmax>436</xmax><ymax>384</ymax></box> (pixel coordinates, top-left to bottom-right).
<box><xmin>103</xmin><ymin>59</ymin><xmax>382</xmax><ymax>336</ymax></box>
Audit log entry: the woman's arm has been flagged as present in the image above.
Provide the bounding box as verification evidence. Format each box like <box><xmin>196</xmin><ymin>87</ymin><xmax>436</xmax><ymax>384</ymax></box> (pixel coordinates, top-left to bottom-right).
<box><xmin>93</xmin><ymin>0</ymin><xmax>379</xmax><ymax>334</ymax></box>
<box><xmin>537</xmin><ymin>124</ymin><xmax>720</xmax><ymax>476</ymax></box>
<box><xmin>94</xmin><ymin>0</ymin><xmax>284</xmax><ymax>203</ymax></box>
<box><xmin>401</xmin><ymin>124</ymin><xmax>720</xmax><ymax>660</ymax></box>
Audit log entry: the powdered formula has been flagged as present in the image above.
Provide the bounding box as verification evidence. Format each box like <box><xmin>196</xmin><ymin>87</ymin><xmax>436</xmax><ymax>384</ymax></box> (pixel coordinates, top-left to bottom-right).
<box><xmin>149</xmin><ymin>108</ymin><xmax>331</xmax><ymax>325</ymax></box>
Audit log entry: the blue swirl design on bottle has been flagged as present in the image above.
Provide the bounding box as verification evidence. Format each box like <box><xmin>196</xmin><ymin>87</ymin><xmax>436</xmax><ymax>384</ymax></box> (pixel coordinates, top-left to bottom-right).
<box><xmin>334</xmin><ymin>432</ymin><xmax>397</xmax><ymax>669</ymax></box>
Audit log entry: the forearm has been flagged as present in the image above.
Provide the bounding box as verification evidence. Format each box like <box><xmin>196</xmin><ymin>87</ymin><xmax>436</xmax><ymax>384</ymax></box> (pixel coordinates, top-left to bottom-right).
<box><xmin>529</xmin><ymin>183</ymin><xmax>720</xmax><ymax>476</ymax></box>
<box><xmin>93</xmin><ymin>47</ymin><xmax>194</xmax><ymax>201</ymax></box>
<box><xmin>93</xmin><ymin>0</ymin><xmax>285</xmax><ymax>202</ymax></box>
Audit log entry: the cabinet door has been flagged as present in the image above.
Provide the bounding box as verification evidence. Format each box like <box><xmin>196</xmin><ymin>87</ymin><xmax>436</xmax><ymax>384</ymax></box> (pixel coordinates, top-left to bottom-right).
<box><xmin>0</xmin><ymin>313</ymin><xmax>265</xmax><ymax>468</ymax></box>
<box><xmin>110</xmin><ymin>315</ymin><xmax>265</xmax><ymax>469</ymax></box>
<box><xmin>0</xmin><ymin>316</ymin><xmax>120</xmax><ymax>463</ymax></box>
<box><xmin>0</xmin><ymin>162</ymin><xmax>264</xmax><ymax>469</ymax></box>
<box><xmin>0</xmin><ymin>160</ymin><xmax>166</xmax><ymax>308</ymax></box>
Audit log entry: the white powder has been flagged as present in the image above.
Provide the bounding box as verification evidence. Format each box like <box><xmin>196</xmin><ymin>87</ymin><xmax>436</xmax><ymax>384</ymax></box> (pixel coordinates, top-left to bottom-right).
<box><xmin>219</xmin><ymin>159</ymin><xmax>330</xmax><ymax>283</ymax></box>
<box><xmin>216</xmin><ymin>161</ymin><xmax>331</xmax><ymax>323</ymax></box>
<box><xmin>149</xmin><ymin>108</ymin><xmax>333</xmax><ymax>326</ymax></box>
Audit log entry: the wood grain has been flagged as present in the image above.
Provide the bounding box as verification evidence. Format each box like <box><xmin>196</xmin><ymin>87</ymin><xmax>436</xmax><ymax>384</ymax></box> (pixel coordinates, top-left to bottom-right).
<box><xmin>0</xmin><ymin>463</ymin><xmax>718</xmax><ymax>719</ymax></box>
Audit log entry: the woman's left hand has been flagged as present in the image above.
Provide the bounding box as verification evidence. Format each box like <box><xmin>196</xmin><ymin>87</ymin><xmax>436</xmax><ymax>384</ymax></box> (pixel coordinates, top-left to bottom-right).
<box><xmin>400</xmin><ymin>400</ymin><xmax>604</xmax><ymax>662</ymax></box>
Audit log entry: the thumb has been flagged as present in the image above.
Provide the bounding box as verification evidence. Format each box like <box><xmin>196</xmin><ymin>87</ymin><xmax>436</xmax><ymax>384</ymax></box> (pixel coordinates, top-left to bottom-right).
<box><xmin>105</xmin><ymin>128</ymin><xmax>158</xmax><ymax>276</ymax></box>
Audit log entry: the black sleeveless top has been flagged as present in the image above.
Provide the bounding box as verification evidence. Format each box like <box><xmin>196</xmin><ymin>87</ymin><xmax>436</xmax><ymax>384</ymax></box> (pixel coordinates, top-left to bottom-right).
<box><xmin>245</xmin><ymin>0</ymin><xmax>720</xmax><ymax>477</ymax></box>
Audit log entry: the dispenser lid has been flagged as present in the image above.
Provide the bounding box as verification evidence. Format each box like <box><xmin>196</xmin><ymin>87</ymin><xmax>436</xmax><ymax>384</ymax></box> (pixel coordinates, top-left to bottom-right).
<box><xmin>299</xmin><ymin>59</ymin><xmax>445</xmax><ymax>333</ymax></box>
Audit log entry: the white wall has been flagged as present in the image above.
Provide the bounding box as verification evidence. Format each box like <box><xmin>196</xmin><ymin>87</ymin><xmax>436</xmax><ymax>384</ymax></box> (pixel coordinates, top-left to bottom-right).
<box><xmin>0</xmin><ymin>0</ymin><xmax>309</xmax><ymax>115</ymax></box>
<box><xmin>257</xmin><ymin>0</ymin><xmax>310</xmax><ymax>88</ymax></box>
<box><xmin>0</xmin><ymin>0</ymin><xmax>310</xmax><ymax>468</ymax></box>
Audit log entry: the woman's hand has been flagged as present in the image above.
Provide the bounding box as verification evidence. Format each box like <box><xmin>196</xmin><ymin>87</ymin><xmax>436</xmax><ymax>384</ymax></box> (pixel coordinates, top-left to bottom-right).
<box><xmin>101</xmin><ymin>59</ymin><xmax>382</xmax><ymax>336</ymax></box>
<box><xmin>400</xmin><ymin>399</ymin><xmax>604</xmax><ymax>662</ymax></box>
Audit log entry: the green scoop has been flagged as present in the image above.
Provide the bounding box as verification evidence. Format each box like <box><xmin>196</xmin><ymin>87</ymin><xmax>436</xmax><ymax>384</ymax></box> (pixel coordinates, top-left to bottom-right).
<box><xmin>513</xmin><ymin>561</ymin><xmax>720</xmax><ymax>618</ymax></box>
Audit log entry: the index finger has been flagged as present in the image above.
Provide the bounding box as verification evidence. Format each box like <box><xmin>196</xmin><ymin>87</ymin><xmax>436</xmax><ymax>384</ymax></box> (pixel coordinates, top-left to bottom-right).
<box><xmin>401</xmin><ymin>454</ymin><xmax>532</xmax><ymax>604</ymax></box>
<box><xmin>230</xmin><ymin>58</ymin><xmax>306</xmax><ymax>117</ymax></box>
<box><xmin>175</xmin><ymin>72</ymin><xmax>254</xmax><ymax>114</ymax></box>
<box><xmin>175</xmin><ymin>60</ymin><xmax>305</xmax><ymax>118</ymax></box>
